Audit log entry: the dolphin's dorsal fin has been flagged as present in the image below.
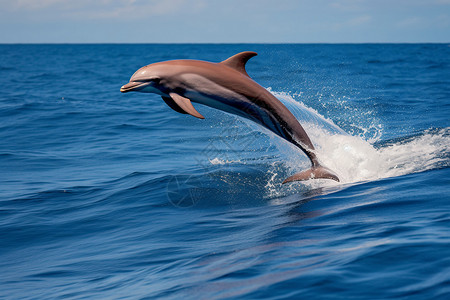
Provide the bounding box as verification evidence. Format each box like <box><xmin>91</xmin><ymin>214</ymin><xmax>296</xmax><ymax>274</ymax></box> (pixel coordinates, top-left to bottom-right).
<box><xmin>169</xmin><ymin>92</ymin><xmax>205</xmax><ymax>119</ymax></box>
<box><xmin>220</xmin><ymin>51</ymin><xmax>257</xmax><ymax>77</ymax></box>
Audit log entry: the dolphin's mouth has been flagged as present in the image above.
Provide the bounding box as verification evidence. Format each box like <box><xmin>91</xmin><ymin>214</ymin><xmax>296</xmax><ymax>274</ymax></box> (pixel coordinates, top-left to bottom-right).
<box><xmin>120</xmin><ymin>81</ymin><xmax>148</xmax><ymax>93</ymax></box>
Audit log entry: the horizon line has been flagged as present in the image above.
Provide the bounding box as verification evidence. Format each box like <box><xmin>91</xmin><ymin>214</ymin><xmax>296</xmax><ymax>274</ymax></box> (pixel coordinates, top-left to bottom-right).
<box><xmin>1</xmin><ymin>42</ymin><xmax>449</xmax><ymax>45</ymax></box>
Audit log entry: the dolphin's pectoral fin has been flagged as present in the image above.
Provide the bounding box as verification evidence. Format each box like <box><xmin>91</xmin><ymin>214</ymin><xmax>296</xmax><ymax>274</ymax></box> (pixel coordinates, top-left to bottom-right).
<box><xmin>168</xmin><ymin>92</ymin><xmax>205</xmax><ymax>119</ymax></box>
<box><xmin>220</xmin><ymin>51</ymin><xmax>258</xmax><ymax>77</ymax></box>
<box><xmin>282</xmin><ymin>166</ymin><xmax>340</xmax><ymax>184</ymax></box>
<box><xmin>162</xmin><ymin>96</ymin><xmax>188</xmax><ymax>115</ymax></box>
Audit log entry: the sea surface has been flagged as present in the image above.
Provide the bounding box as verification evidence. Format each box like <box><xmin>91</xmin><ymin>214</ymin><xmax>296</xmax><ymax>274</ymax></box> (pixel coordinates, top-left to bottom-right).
<box><xmin>0</xmin><ymin>44</ymin><xmax>449</xmax><ymax>299</ymax></box>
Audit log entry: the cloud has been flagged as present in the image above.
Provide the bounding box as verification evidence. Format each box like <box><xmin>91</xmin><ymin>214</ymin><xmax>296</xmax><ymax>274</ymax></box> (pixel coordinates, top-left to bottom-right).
<box><xmin>9</xmin><ymin>0</ymin><xmax>83</xmax><ymax>11</ymax></box>
<box><xmin>13</xmin><ymin>0</ymin><xmax>67</xmax><ymax>10</ymax></box>
<box><xmin>3</xmin><ymin>0</ymin><xmax>208</xmax><ymax>20</ymax></box>
<box><xmin>328</xmin><ymin>15</ymin><xmax>372</xmax><ymax>32</ymax></box>
<box><xmin>69</xmin><ymin>0</ymin><xmax>190</xmax><ymax>19</ymax></box>
<box><xmin>329</xmin><ymin>0</ymin><xmax>366</xmax><ymax>12</ymax></box>
<box><xmin>0</xmin><ymin>0</ymin><xmax>448</xmax><ymax>43</ymax></box>
<box><xmin>396</xmin><ymin>17</ymin><xmax>423</xmax><ymax>28</ymax></box>
<box><xmin>347</xmin><ymin>15</ymin><xmax>372</xmax><ymax>26</ymax></box>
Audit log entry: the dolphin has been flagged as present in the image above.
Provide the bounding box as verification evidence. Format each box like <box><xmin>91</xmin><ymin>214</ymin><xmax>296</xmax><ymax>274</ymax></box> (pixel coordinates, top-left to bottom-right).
<box><xmin>120</xmin><ymin>51</ymin><xmax>339</xmax><ymax>183</ymax></box>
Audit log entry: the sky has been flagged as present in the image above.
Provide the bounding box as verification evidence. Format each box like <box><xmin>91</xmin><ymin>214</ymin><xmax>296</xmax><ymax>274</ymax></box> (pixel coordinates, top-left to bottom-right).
<box><xmin>0</xmin><ymin>0</ymin><xmax>449</xmax><ymax>43</ymax></box>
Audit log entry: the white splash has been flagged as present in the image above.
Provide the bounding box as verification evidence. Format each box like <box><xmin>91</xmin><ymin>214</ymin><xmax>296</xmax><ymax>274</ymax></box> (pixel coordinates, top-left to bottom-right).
<box><xmin>209</xmin><ymin>158</ymin><xmax>226</xmax><ymax>165</ymax></box>
<box><xmin>205</xmin><ymin>91</ymin><xmax>449</xmax><ymax>193</ymax></box>
<box><xmin>312</xmin><ymin>128</ymin><xmax>449</xmax><ymax>185</ymax></box>
<box><xmin>272</xmin><ymin>91</ymin><xmax>449</xmax><ymax>186</ymax></box>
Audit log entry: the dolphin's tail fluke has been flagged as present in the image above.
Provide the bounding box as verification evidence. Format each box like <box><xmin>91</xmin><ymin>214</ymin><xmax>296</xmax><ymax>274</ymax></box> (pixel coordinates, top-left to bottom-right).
<box><xmin>282</xmin><ymin>166</ymin><xmax>340</xmax><ymax>184</ymax></box>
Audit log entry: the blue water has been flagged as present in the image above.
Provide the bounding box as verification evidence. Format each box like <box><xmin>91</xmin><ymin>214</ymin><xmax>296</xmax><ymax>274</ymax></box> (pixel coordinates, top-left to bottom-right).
<box><xmin>1</xmin><ymin>44</ymin><xmax>449</xmax><ymax>299</ymax></box>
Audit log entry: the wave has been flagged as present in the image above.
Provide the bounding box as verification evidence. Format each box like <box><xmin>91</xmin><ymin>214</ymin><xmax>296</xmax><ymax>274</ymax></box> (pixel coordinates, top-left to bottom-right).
<box><xmin>201</xmin><ymin>91</ymin><xmax>449</xmax><ymax>197</ymax></box>
<box><xmin>16</xmin><ymin>91</ymin><xmax>446</xmax><ymax>205</ymax></box>
<box><xmin>312</xmin><ymin>127</ymin><xmax>449</xmax><ymax>184</ymax></box>
<box><xmin>276</xmin><ymin>92</ymin><xmax>449</xmax><ymax>186</ymax></box>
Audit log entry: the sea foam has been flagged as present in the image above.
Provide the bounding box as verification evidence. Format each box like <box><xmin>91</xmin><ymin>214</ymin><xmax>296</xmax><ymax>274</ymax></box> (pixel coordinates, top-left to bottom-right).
<box><xmin>273</xmin><ymin>92</ymin><xmax>449</xmax><ymax>187</ymax></box>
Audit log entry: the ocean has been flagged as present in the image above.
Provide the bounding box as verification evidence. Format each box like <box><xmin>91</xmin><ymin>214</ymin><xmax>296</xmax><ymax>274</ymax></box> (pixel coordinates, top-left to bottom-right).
<box><xmin>0</xmin><ymin>44</ymin><xmax>449</xmax><ymax>299</ymax></box>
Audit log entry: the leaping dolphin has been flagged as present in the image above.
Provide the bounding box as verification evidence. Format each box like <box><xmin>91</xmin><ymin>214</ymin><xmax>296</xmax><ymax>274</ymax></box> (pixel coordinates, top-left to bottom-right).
<box><xmin>120</xmin><ymin>51</ymin><xmax>339</xmax><ymax>183</ymax></box>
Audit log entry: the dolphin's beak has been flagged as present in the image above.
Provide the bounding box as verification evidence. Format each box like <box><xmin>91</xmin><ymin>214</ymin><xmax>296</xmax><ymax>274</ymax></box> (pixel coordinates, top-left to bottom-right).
<box><xmin>120</xmin><ymin>81</ymin><xmax>147</xmax><ymax>93</ymax></box>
